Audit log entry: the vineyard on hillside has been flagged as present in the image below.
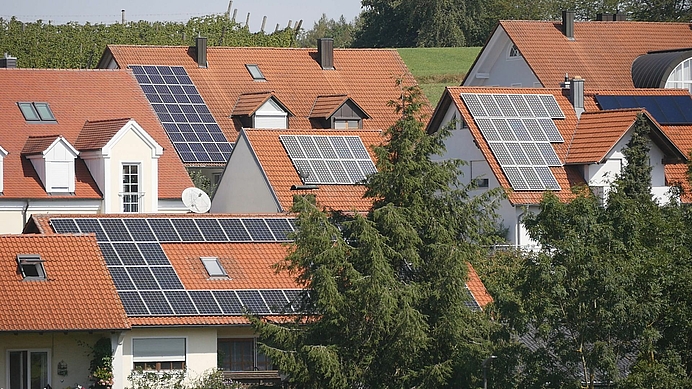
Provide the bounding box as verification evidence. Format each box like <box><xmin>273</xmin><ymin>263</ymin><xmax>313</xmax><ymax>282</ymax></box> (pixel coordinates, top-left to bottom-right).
<box><xmin>0</xmin><ymin>15</ymin><xmax>297</xmax><ymax>69</ymax></box>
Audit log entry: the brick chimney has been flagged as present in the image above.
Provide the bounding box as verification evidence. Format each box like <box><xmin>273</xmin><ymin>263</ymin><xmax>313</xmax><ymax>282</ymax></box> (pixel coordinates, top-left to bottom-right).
<box><xmin>0</xmin><ymin>53</ymin><xmax>17</xmax><ymax>68</ymax></box>
<box><xmin>317</xmin><ymin>38</ymin><xmax>334</xmax><ymax>70</ymax></box>
<box><xmin>562</xmin><ymin>10</ymin><xmax>575</xmax><ymax>39</ymax></box>
<box><xmin>196</xmin><ymin>37</ymin><xmax>207</xmax><ymax>68</ymax></box>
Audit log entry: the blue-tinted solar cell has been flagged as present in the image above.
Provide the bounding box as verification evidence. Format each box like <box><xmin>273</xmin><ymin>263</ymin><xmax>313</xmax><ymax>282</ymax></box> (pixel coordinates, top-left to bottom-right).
<box><xmin>99</xmin><ymin>242</ymin><xmax>122</xmax><ymax>266</ymax></box>
<box><xmin>171</xmin><ymin>219</ymin><xmax>203</xmax><ymax>241</ymax></box>
<box><xmin>219</xmin><ymin>219</ymin><xmax>251</xmax><ymax>241</ymax></box>
<box><xmin>314</xmin><ymin>136</ymin><xmax>337</xmax><ymax>158</ymax></box>
<box><xmin>195</xmin><ymin>219</ymin><xmax>227</xmax><ymax>242</ymax></box>
<box><xmin>110</xmin><ymin>267</ymin><xmax>135</xmax><ymax>290</ymax></box>
<box><xmin>143</xmin><ymin>65</ymin><xmax>159</xmax><ymax>74</ymax></box>
<box><xmin>127</xmin><ymin>267</ymin><xmax>159</xmax><ymax>290</ymax></box>
<box><xmin>464</xmin><ymin>287</ymin><xmax>482</xmax><ymax>311</ymax></box>
<box><xmin>151</xmin><ymin>267</ymin><xmax>184</xmax><ymax>289</ymax></box>
<box><xmin>51</xmin><ymin>218</ymin><xmax>80</xmax><ymax>233</ymax></box>
<box><xmin>287</xmin><ymin>219</ymin><xmax>298</xmax><ymax>232</ymax></box>
<box><xmin>101</xmin><ymin>219</ymin><xmax>132</xmax><ymax>242</ymax></box>
<box><xmin>237</xmin><ymin>290</ymin><xmax>270</xmax><ymax>314</ymax></box>
<box><xmin>266</xmin><ymin>219</ymin><xmax>293</xmax><ymax>241</ymax></box>
<box><xmin>189</xmin><ymin>290</ymin><xmax>223</xmax><ymax>314</ymax></box>
<box><xmin>171</xmin><ymin>66</ymin><xmax>187</xmax><ymax>76</ymax></box>
<box><xmin>346</xmin><ymin>136</ymin><xmax>370</xmax><ymax>159</ymax></box>
<box><xmin>297</xmin><ymin>136</ymin><xmax>320</xmax><ymax>158</ymax></box>
<box><xmin>539</xmin><ymin>95</ymin><xmax>565</xmax><ymax>118</ymax></box>
<box><xmin>508</xmin><ymin>118</ymin><xmax>532</xmax><ymax>141</ymax></box>
<box><xmin>326</xmin><ymin>160</ymin><xmax>350</xmax><ymax>183</ymax></box>
<box><xmin>140</xmin><ymin>291</ymin><xmax>173</xmax><ymax>315</ymax></box>
<box><xmin>503</xmin><ymin>166</ymin><xmax>529</xmax><ymax>190</ymax></box>
<box><xmin>165</xmin><ymin>291</ymin><xmax>198</xmax><ymax>315</ymax></box>
<box><xmin>261</xmin><ymin>290</ymin><xmax>291</xmax><ymax>313</ymax></box>
<box><xmin>137</xmin><ymin>243</ymin><xmax>170</xmax><ymax>265</ymax></box>
<box><xmin>213</xmin><ymin>290</ymin><xmax>243</xmax><ymax>314</ymax></box>
<box><xmin>330</xmin><ymin>136</ymin><xmax>353</xmax><ymax>159</ymax></box>
<box><xmin>519</xmin><ymin>166</ymin><xmax>544</xmax><ymax>190</ymax></box>
<box><xmin>293</xmin><ymin>159</ymin><xmax>318</xmax><ymax>184</ymax></box>
<box><xmin>535</xmin><ymin>166</ymin><xmax>561</xmax><ymax>190</ymax></box>
<box><xmin>461</xmin><ymin>93</ymin><xmax>487</xmax><ymax>117</ymax></box>
<box><xmin>243</xmin><ymin>219</ymin><xmax>274</xmax><ymax>241</ymax></box>
<box><xmin>130</xmin><ymin>66</ymin><xmax>145</xmax><ymax>74</ymax></box>
<box><xmin>494</xmin><ymin>94</ymin><xmax>518</xmax><ymax>116</ymax></box>
<box><xmin>358</xmin><ymin>160</ymin><xmax>378</xmax><ymax>176</ymax></box>
<box><xmin>478</xmin><ymin>94</ymin><xmax>503</xmax><ymax>117</ymax></box>
<box><xmin>309</xmin><ymin>160</ymin><xmax>334</xmax><ymax>183</ymax></box>
<box><xmin>343</xmin><ymin>160</ymin><xmax>365</xmax><ymax>182</ymax></box>
<box><xmin>488</xmin><ymin>143</ymin><xmax>514</xmax><ymax>166</ymax></box>
<box><xmin>475</xmin><ymin>118</ymin><xmax>501</xmax><ymax>141</ymax></box>
<box><xmin>124</xmin><ymin>219</ymin><xmax>156</xmax><ymax>241</ymax></box>
<box><xmin>134</xmin><ymin>74</ymin><xmax>150</xmax><ymax>84</ymax></box>
<box><xmin>506</xmin><ymin>143</ymin><xmax>529</xmax><ymax>165</ymax></box>
<box><xmin>283</xmin><ymin>289</ymin><xmax>305</xmax><ymax>312</ymax></box>
<box><xmin>537</xmin><ymin>143</ymin><xmax>562</xmax><ymax>166</ymax></box>
<box><xmin>595</xmin><ymin>94</ymin><xmax>692</xmax><ymax>125</ymax></box>
<box><xmin>147</xmin><ymin>219</ymin><xmax>180</xmax><ymax>242</ymax></box>
<box><xmin>119</xmin><ymin>291</ymin><xmax>149</xmax><ymax>315</ymax></box>
<box><xmin>537</xmin><ymin>119</ymin><xmax>564</xmax><ymax>143</ymax></box>
<box><xmin>113</xmin><ymin>242</ymin><xmax>146</xmax><ymax>265</ymax></box>
<box><xmin>75</xmin><ymin>219</ymin><xmax>108</xmax><ymax>241</ymax></box>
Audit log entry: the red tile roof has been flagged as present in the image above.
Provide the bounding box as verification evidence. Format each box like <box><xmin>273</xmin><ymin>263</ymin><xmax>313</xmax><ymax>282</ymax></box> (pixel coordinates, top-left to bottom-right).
<box><xmin>467</xmin><ymin>263</ymin><xmax>493</xmax><ymax>308</ymax></box>
<box><xmin>21</xmin><ymin>135</ymin><xmax>62</xmax><ymax>155</ymax></box>
<box><xmin>102</xmin><ymin>46</ymin><xmax>427</xmax><ymax>142</ymax></box>
<box><xmin>310</xmin><ymin>95</ymin><xmax>349</xmax><ymax>118</ymax></box>
<box><xmin>241</xmin><ymin>128</ymin><xmax>385</xmax><ymax>212</ymax></box>
<box><xmin>232</xmin><ymin>92</ymin><xmax>277</xmax><ymax>116</ymax></box>
<box><xmin>499</xmin><ymin>20</ymin><xmax>692</xmax><ymax>89</ymax></box>
<box><xmin>0</xmin><ymin>69</ymin><xmax>192</xmax><ymax>199</ymax></box>
<box><xmin>75</xmin><ymin>118</ymin><xmax>132</xmax><ymax>150</ymax></box>
<box><xmin>565</xmin><ymin>109</ymin><xmax>642</xmax><ymax>164</ymax></box>
<box><xmin>0</xmin><ymin>234</ymin><xmax>129</xmax><ymax>332</ymax></box>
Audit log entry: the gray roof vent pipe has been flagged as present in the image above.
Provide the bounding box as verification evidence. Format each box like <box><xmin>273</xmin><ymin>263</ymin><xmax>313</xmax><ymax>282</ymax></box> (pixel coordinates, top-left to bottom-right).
<box><xmin>570</xmin><ymin>76</ymin><xmax>585</xmax><ymax>119</ymax></box>
<box><xmin>317</xmin><ymin>38</ymin><xmax>334</xmax><ymax>70</ymax></box>
<box><xmin>196</xmin><ymin>36</ymin><xmax>208</xmax><ymax>68</ymax></box>
<box><xmin>562</xmin><ymin>10</ymin><xmax>575</xmax><ymax>40</ymax></box>
<box><xmin>0</xmin><ymin>53</ymin><xmax>17</xmax><ymax>68</ymax></box>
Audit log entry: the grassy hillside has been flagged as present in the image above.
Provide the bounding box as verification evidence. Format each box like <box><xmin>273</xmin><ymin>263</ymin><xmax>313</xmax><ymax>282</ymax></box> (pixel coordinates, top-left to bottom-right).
<box><xmin>397</xmin><ymin>47</ymin><xmax>481</xmax><ymax>107</ymax></box>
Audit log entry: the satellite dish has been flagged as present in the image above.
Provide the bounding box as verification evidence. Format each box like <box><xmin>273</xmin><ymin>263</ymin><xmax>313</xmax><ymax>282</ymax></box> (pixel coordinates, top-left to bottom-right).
<box><xmin>182</xmin><ymin>187</ymin><xmax>211</xmax><ymax>213</ymax></box>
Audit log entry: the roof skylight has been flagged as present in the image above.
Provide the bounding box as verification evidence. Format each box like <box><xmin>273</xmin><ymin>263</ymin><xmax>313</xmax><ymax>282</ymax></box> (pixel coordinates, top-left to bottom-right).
<box><xmin>201</xmin><ymin>256</ymin><xmax>228</xmax><ymax>278</ymax></box>
<box><xmin>17</xmin><ymin>254</ymin><xmax>46</xmax><ymax>280</ymax></box>
<box><xmin>245</xmin><ymin>64</ymin><xmax>266</xmax><ymax>81</ymax></box>
<box><xmin>18</xmin><ymin>102</ymin><xmax>56</xmax><ymax>122</ymax></box>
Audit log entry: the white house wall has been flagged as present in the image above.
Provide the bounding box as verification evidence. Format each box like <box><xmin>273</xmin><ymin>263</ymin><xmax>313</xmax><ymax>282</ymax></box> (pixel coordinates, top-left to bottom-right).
<box><xmin>254</xmin><ymin>100</ymin><xmax>288</xmax><ymax>129</ymax></box>
<box><xmin>107</xmin><ymin>129</ymin><xmax>158</xmax><ymax>213</ymax></box>
<box><xmin>0</xmin><ymin>332</ymin><xmax>111</xmax><ymax>389</ymax></box>
<box><xmin>464</xmin><ymin>27</ymin><xmax>540</xmax><ymax>87</ymax></box>
<box><xmin>211</xmin><ymin>134</ymin><xmax>281</xmax><ymax>213</ymax></box>
<box><xmin>0</xmin><ymin>200</ymin><xmax>100</xmax><ymax>234</ymax></box>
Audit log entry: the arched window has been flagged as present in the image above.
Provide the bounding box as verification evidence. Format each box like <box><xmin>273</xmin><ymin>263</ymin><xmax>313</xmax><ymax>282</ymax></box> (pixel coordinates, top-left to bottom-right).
<box><xmin>665</xmin><ymin>57</ymin><xmax>692</xmax><ymax>92</ymax></box>
<box><xmin>508</xmin><ymin>44</ymin><xmax>521</xmax><ymax>58</ymax></box>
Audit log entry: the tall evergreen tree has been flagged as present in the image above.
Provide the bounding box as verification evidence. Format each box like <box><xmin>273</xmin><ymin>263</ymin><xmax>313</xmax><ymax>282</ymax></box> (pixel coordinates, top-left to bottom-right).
<box><xmin>250</xmin><ymin>84</ymin><xmax>504</xmax><ymax>388</ymax></box>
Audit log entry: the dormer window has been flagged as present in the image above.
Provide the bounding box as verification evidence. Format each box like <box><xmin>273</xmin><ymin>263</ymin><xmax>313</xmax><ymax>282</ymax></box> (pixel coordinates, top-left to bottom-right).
<box><xmin>17</xmin><ymin>254</ymin><xmax>46</xmax><ymax>280</ymax></box>
<box><xmin>18</xmin><ymin>102</ymin><xmax>56</xmax><ymax>122</ymax></box>
<box><xmin>22</xmin><ymin>135</ymin><xmax>79</xmax><ymax>194</ymax></box>
<box><xmin>201</xmin><ymin>256</ymin><xmax>228</xmax><ymax>278</ymax></box>
<box><xmin>309</xmin><ymin>96</ymin><xmax>369</xmax><ymax>130</ymax></box>
<box><xmin>245</xmin><ymin>64</ymin><xmax>265</xmax><ymax>81</ymax></box>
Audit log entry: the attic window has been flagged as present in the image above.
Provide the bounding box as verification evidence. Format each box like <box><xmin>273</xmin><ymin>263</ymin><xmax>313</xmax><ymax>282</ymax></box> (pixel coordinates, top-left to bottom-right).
<box><xmin>18</xmin><ymin>102</ymin><xmax>56</xmax><ymax>122</ymax></box>
<box><xmin>245</xmin><ymin>64</ymin><xmax>265</xmax><ymax>81</ymax></box>
<box><xmin>17</xmin><ymin>254</ymin><xmax>46</xmax><ymax>280</ymax></box>
<box><xmin>508</xmin><ymin>45</ymin><xmax>521</xmax><ymax>58</ymax></box>
<box><xmin>201</xmin><ymin>257</ymin><xmax>228</xmax><ymax>278</ymax></box>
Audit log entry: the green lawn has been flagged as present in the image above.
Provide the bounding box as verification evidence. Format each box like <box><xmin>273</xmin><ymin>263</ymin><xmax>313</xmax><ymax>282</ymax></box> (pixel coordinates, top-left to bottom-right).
<box><xmin>397</xmin><ymin>47</ymin><xmax>481</xmax><ymax>106</ymax></box>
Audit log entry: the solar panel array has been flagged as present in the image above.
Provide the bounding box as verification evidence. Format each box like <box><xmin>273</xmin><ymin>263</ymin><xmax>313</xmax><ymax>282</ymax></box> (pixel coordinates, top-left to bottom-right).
<box><xmin>50</xmin><ymin>217</ymin><xmax>303</xmax><ymax>316</ymax></box>
<box><xmin>461</xmin><ymin>93</ymin><xmax>564</xmax><ymax>191</ymax></box>
<box><xmin>279</xmin><ymin>135</ymin><xmax>377</xmax><ymax>184</ymax></box>
<box><xmin>595</xmin><ymin>95</ymin><xmax>692</xmax><ymax>125</ymax></box>
<box><xmin>130</xmin><ymin>65</ymin><xmax>233</xmax><ymax>163</ymax></box>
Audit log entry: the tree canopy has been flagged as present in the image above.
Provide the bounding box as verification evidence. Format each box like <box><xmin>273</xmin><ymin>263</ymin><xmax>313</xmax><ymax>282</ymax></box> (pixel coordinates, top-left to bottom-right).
<box><xmin>251</xmin><ymin>84</ymin><xmax>505</xmax><ymax>388</ymax></box>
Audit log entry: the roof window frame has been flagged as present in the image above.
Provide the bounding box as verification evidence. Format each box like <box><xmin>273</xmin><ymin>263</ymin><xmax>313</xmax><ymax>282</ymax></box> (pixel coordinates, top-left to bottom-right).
<box><xmin>17</xmin><ymin>254</ymin><xmax>47</xmax><ymax>280</ymax></box>
<box><xmin>200</xmin><ymin>256</ymin><xmax>229</xmax><ymax>278</ymax></box>
<box><xmin>245</xmin><ymin>64</ymin><xmax>266</xmax><ymax>81</ymax></box>
<box><xmin>18</xmin><ymin>102</ymin><xmax>57</xmax><ymax>122</ymax></box>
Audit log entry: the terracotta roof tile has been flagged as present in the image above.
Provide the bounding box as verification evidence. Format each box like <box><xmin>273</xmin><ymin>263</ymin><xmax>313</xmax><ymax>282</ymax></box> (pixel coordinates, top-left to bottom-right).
<box><xmin>501</xmin><ymin>20</ymin><xmax>692</xmax><ymax>89</ymax></box>
<box><xmin>665</xmin><ymin>163</ymin><xmax>692</xmax><ymax>202</ymax></box>
<box><xmin>467</xmin><ymin>263</ymin><xmax>493</xmax><ymax>308</ymax></box>
<box><xmin>310</xmin><ymin>95</ymin><xmax>349</xmax><ymax>118</ymax></box>
<box><xmin>75</xmin><ymin>118</ymin><xmax>132</xmax><ymax>150</ymax></box>
<box><xmin>104</xmin><ymin>46</ymin><xmax>427</xmax><ymax>142</ymax></box>
<box><xmin>0</xmin><ymin>69</ymin><xmax>192</xmax><ymax>199</ymax></box>
<box><xmin>242</xmin><ymin>128</ymin><xmax>385</xmax><ymax>212</ymax></box>
<box><xmin>21</xmin><ymin>135</ymin><xmax>62</xmax><ymax>155</ymax></box>
<box><xmin>565</xmin><ymin>109</ymin><xmax>641</xmax><ymax>164</ymax></box>
<box><xmin>232</xmin><ymin>92</ymin><xmax>275</xmax><ymax>116</ymax></box>
<box><xmin>0</xmin><ymin>234</ymin><xmax>129</xmax><ymax>331</ymax></box>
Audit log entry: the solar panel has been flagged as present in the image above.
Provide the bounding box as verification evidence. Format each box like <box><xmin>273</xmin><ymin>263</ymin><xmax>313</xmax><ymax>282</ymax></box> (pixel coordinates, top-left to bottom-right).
<box><xmin>540</xmin><ymin>95</ymin><xmax>565</xmax><ymax>118</ymax></box>
<box><xmin>189</xmin><ymin>290</ymin><xmax>223</xmax><ymax>315</ymax></box>
<box><xmin>478</xmin><ymin>94</ymin><xmax>502</xmax><ymax>116</ymax></box>
<box><xmin>502</xmin><ymin>166</ymin><xmax>529</xmax><ymax>190</ymax></box>
<box><xmin>524</xmin><ymin>94</ymin><xmax>549</xmax><ymax>117</ymax></box>
<box><xmin>265</xmin><ymin>219</ymin><xmax>293</xmax><ymax>241</ymax></box>
<box><xmin>492</xmin><ymin>119</ymin><xmax>516</xmax><ymax>141</ymax></box>
<box><xmin>110</xmin><ymin>267</ymin><xmax>135</xmax><ymax>290</ymax></box>
<box><xmin>464</xmin><ymin>287</ymin><xmax>482</xmax><ymax>311</ymax></box>
<box><xmin>475</xmin><ymin>118</ymin><xmax>501</xmax><ymax>141</ymax></box>
<box><xmin>508</xmin><ymin>118</ymin><xmax>532</xmax><ymax>141</ymax></box>
<box><xmin>509</xmin><ymin>94</ymin><xmax>533</xmax><ymax>117</ymax></box>
<box><xmin>100</xmin><ymin>219</ymin><xmax>132</xmax><ymax>242</ymax></box>
<box><xmin>314</xmin><ymin>136</ymin><xmax>337</xmax><ymax>158</ymax></box>
<box><xmin>331</xmin><ymin>137</ymin><xmax>353</xmax><ymax>159</ymax></box>
<box><xmin>147</xmin><ymin>219</ymin><xmax>180</xmax><ymax>242</ymax></box>
<box><xmin>51</xmin><ymin>219</ymin><xmax>79</xmax><ymax>234</ymax></box>
<box><xmin>298</xmin><ymin>136</ymin><xmax>321</xmax><ymax>158</ymax></box>
<box><xmin>494</xmin><ymin>94</ymin><xmax>518</xmax><ymax>117</ymax></box>
<box><xmin>521</xmin><ymin>143</ymin><xmax>546</xmax><ymax>166</ymax></box>
<box><xmin>537</xmin><ymin>143</ymin><xmax>562</xmax><ymax>166</ymax></box>
<box><xmin>237</xmin><ymin>290</ymin><xmax>270</xmax><ymax>314</ymax></box>
<box><xmin>538</xmin><ymin>118</ymin><xmax>564</xmax><ymax>142</ymax></box>
<box><xmin>488</xmin><ymin>143</ymin><xmax>514</xmax><ymax>166</ymax></box>
<box><xmin>506</xmin><ymin>143</ymin><xmax>530</xmax><ymax>165</ymax></box>
<box><xmin>535</xmin><ymin>166</ymin><xmax>561</xmax><ymax>190</ymax></box>
<box><xmin>171</xmin><ymin>219</ymin><xmax>203</xmax><ymax>241</ymax></box>
<box><xmin>522</xmin><ymin>118</ymin><xmax>548</xmax><ymax>142</ymax></box>
<box><xmin>151</xmin><ymin>267</ymin><xmax>184</xmax><ymax>289</ymax></box>
<box><xmin>243</xmin><ymin>219</ymin><xmax>274</xmax><ymax>241</ymax></box>
<box><xmin>75</xmin><ymin>219</ymin><xmax>108</xmax><ymax>242</ymax></box>
<box><xmin>128</xmin><ymin>267</ymin><xmax>159</xmax><ymax>290</ymax></box>
<box><xmin>280</xmin><ymin>135</ymin><xmax>304</xmax><ymax>158</ymax></box>
<box><xmin>195</xmin><ymin>218</ymin><xmax>227</xmax><ymax>242</ymax></box>
<box><xmin>345</xmin><ymin>136</ymin><xmax>370</xmax><ymax>159</ymax></box>
<box><xmin>283</xmin><ymin>289</ymin><xmax>305</xmax><ymax>312</ymax></box>
<box><xmin>124</xmin><ymin>219</ymin><xmax>156</xmax><ymax>242</ymax></box>
<box><xmin>461</xmin><ymin>93</ymin><xmax>486</xmax><ymax>117</ymax></box>
<box><xmin>261</xmin><ymin>290</ymin><xmax>291</xmax><ymax>313</ymax></box>
<box><xmin>595</xmin><ymin>94</ymin><xmax>692</xmax><ymax>125</ymax></box>
<box><xmin>137</xmin><ymin>243</ymin><xmax>170</xmax><ymax>265</ymax></box>
<box><xmin>119</xmin><ymin>291</ymin><xmax>149</xmax><ymax>315</ymax></box>
<box><xmin>112</xmin><ymin>243</ymin><xmax>146</xmax><ymax>265</ymax></box>
<box><xmin>140</xmin><ymin>291</ymin><xmax>174</xmax><ymax>315</ymax></box>
<box><xmin>218</xmin><ymin>218</ymin><xmax>251</xmax><ymax>241</ymax></box>
<box><xmin>213</xmin><ymin>290</ymin><xmax>244</xmax><ymax>314</ymax></box>
<box><xmin>165</xmin><ymin>291</ymin><xmax>198</xmax><ymax>315</ymax></box>
<box><xmin>129</xmin><ymin>65</ymin><xmax>232</xmax><ymax>163</ymax></box>
<box><xmin>99</xmin><ymin>243</ymin><xmax>122</xmax><ymax>266</ymax></box>
<box><xmin>519</xmin><ymin>167</ymin><xmax>545</xmax><ymax>190</ymax></box>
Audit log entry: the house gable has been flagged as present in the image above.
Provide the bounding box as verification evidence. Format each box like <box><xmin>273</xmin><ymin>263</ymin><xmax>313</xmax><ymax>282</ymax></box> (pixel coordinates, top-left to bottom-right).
<box><xmin>23</xmin><ymin>136</ymin><xmax>79</xmax><ymax>194</ymax></box>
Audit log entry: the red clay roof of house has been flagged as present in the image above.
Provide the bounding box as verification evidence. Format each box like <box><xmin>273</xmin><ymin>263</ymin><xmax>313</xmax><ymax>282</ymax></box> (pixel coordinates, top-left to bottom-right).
<box><xmin>565</xmin><ymin>109</ymin><xmax>643</xmax><ymax>164</ymax></box>
<box><xmin>310</xmin><ymin>95</ymin><xmax>350</xmax><ymax>118</ymax></box>
<box><xmin>0</xmin><ymin>69</ymin><xmax>192</xmax><ymax>199</ymax></box>
<box><xmin>102</xmin><ymin>45</ymin><xmax>426</xmax><ymax>142</ymax></box>
<box><xmin>444</xmin><ymin>87</ymin><xmax>584</xmax><ymax>205</ymax></box>
<box><xmin>0</xmin><ymin>234</ymin><xmax>129</xmax><ymax>332</ymax></box>
<box><xmin>467</xmin><ymin>262</ymin><xmax>493</xmax><ymax>308</ymax></box>
<box><xmin>499</xmin><ymin>20</ymin><xmax>692</xmax><ymax>89</ymax></box>
<box><xmin>21</xmin><ymin>135</ymin><xmax>62</xmax><ymax>155</ymax></box>
<box><xmin>75</xmin><ymin>118</ymin><xmax>132</xmax><ymax>150</ymax></box>
<box><xmin>232</xmin><ymin>92</ymin><xmax>277</xmax><ymax>116</ymax></box>
<box><xmin>241</xmin><ymin>128</ymin><xmax>385</xmax><ymax>212</ymax></box>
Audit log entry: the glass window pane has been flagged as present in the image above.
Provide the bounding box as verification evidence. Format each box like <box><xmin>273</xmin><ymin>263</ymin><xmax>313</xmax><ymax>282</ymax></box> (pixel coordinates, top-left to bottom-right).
<box><xmin>30</xmin><ymin>352</ymin><xmax>48</xmax><ymax>389</ymax></box>
<box><xmin>19</xmin><ymin>103</ymin><xmax>40</xmax><ymax>121</ymax></box>
<box><xmin>33</xmin><ymin>103</ymin><xmax>55</xmax><ymax>121</ymax></box>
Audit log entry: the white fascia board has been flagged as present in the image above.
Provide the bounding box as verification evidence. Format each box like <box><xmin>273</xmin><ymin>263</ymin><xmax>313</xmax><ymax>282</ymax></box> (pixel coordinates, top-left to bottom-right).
<box><xmin>45</xmin><ymin>136</ymin><xmax>80</xmax><ymax>158</ymax></box>
<box><xmin>102</xmin><ymin>119</ymin><xmax>164</xmax><ymax>158</ymax></box>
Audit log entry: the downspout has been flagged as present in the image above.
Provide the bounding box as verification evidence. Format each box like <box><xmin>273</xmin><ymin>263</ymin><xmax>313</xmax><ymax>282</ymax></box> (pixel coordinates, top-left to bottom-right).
<box><xmin>22</xmin><ymin>199</ymin><xmax>30</xmax><ymax>227</ymax></box>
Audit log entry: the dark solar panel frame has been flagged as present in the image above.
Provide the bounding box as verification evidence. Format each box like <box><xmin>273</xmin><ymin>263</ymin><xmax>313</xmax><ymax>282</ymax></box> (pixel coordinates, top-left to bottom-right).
<box><xmin>171</xmin><ymin>218</ymin><xmax>204</xmax><ymax>241</ymax></box>
<box><xmin>165</xmin><ymin>291</ymin><xmax>199</xmax><ymax>315</ymax></box>
<box><xmin>119</xmin><ymin>291</ymin><xmax>149</xmax><ymax>315</ymax></box>
<box><xmin>50</xmin><ymin>219</ymin><xmax>80</xmax><ymax>234</ymax></box>
<box><xmin>189</xmin><ymin>290</ymin><xmax>223</xmax><ymax>315</ymax></box>
<box><xmin>100</xmin><ymin>219</ymin><xmax>132</xmax><ymax>242</ymax></box>
<box><xmin>595</xmin><ymin>94</ymin><xmax>692</xmax><ymax>125</ymax></box>
<box><xmin>237</xmin><ymin>290</ymin><xmax>270</xmax><ymax>314</ymax></box>
<box><xmin>140</xmin><ymin>291</ymin><xmax>174</xmax><ymax>315</ymax></box>
<box><xmin>261</xmin><ymin>290</ymin><xmax>292</xmax><ymax>313</ymax></box>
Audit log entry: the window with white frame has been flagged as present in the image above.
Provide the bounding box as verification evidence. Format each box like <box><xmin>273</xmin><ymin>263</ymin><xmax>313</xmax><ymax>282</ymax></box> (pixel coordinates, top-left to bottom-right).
<box><xmin>665</xmin><ymin>56</ymin><xmax>692</xmax><ymax>93</ymax></box>
<box><xmin>122</xmin><ymin>163</ymin><xmax>141</xmax><ymax>213</ymax></box>
<box><xmin>508</xmin><ymin>44</ymin><xmax>521</xmax><ymax>59</ymax></box>
<box><xmin>218</xmin><ymin>338</ymin><xmax>273</xmax><ymax>372</ymax></box>
<box><xmin>133</xmin><ymin>338</ymin><xmax>186</xmax><ymax>371</ymax></box>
